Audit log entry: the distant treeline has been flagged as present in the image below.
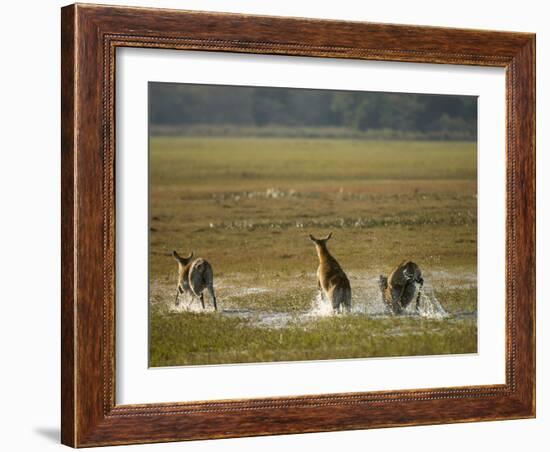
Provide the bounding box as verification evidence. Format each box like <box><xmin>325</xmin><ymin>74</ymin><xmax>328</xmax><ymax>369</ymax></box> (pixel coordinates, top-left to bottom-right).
<box><xmin>149</xmin><ymin>83</ymin><xmax>477</xmax><ymax>141</ymax></box>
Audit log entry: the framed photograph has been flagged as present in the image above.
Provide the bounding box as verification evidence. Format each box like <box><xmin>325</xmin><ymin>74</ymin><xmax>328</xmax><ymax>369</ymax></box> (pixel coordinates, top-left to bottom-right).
<box><xmin>61</xmin><ymin>3</ymin><xmax>535</xmax><ymax>447</ymax></box>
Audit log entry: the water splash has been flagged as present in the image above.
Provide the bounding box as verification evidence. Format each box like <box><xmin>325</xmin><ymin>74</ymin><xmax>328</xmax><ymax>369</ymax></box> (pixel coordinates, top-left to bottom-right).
<box><xmin>304</xmin><ymin>282</ymin><xmax>394</xmax><ymax>320</ymax></box>
<box><xmin>165</xmin><ymin>286</ymin><xmax>448</xmax><ymax>327</ymax></box>
<box><xmin>414</xmin><ymin>287</ymin><xmax>449</xmax><ymax>319</ymax></box>
<box><xmin>153</xmin><ymin>270</ymin><xmax>459</xmax><ymax>328</ymax></box>
<box><xmin>303</xmin><ymin>279</ymin><xmax>448</xmax><ymax>321</ymax></box>
<box><xmin>169</xmin><ymin>293</ymin><xmax>217</xmax><ymax>313</ymax></box>
<box><xmin>306</xmin><ymin>291</ymin><xmax>335</xmax><ymax>317</ymax></box>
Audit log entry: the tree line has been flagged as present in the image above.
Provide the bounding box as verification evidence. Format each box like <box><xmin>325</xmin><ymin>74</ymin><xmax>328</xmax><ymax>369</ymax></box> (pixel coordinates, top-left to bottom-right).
<box><xmin>149</xmin><ymin>82</ymin><xmax>477</xmax><ymax>140</ymax></box>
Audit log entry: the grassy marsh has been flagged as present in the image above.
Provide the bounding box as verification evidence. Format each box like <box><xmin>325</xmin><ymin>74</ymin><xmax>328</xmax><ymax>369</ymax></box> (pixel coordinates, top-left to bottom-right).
<box><xmin>149</xmin><ymin>137</ymin><xmax>477</xmax><ymax>367</ymax></box>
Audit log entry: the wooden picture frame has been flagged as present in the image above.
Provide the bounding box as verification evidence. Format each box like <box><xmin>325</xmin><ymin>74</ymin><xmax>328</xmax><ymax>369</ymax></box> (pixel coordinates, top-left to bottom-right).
<box><xmin>61</xmin><ymin>3</ymin><xmax>535</xmax><ymax>447</ymax></box>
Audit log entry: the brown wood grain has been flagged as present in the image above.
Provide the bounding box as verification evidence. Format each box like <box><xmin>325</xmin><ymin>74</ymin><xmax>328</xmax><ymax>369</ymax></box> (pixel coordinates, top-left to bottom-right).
<box><xmin>60</xmin><ymin>5</ymin><xmax>76</xmax><ymax>447</ymax></box>
<box><xmin>61</xmin><ymin>3</ymin><xmax>536</xmax><ymax>447</ymax></box>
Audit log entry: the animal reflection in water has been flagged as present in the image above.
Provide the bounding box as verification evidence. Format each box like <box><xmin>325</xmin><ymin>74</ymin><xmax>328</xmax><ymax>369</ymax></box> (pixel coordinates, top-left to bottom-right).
<box><xmin>173</xmin><ymin>250</ymin><xmax>217</xmax><ymax>311</ymax></box>
<box><xmin>379</xmin><ymin>261</ymin><xmax>424</xmax><ymax>315</ymax></box>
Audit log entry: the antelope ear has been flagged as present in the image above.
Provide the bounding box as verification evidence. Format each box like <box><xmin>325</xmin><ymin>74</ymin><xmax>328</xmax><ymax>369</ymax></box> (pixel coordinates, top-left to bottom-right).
<box><xmin>173</xmin><ymin>250</ymin><xmax>181</xmax><ymax>261</ymax></box>
<box><xmin>309</xmin><ymin>234</ymin><xmax>317</xmax><ymax>242</ymax></box>
<box><xmin>186</xmin><ymin>251</ymin><xmax>194</xmax><ymax>260</ymax></box>
<box><xmin>324</xmin><ymin>232</ymin><xmax>333</xmax><ymax>241</ymax></box>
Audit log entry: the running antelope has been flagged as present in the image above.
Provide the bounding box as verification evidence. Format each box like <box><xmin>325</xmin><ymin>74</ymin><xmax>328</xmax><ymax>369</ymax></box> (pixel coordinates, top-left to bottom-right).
<box><xmin>173</xmin><ymin>250</ymin><xmax>218</xmax><ymax>311</ymax></box>
<box><xmin>379</xmin><ymin>260</ymin><xmax>423</xmax><ymax>315</ymax></box>
<box><xmin>309</xmin><ymin>232</ymin><xmax>352</xmax><ymax>313</ymax></box>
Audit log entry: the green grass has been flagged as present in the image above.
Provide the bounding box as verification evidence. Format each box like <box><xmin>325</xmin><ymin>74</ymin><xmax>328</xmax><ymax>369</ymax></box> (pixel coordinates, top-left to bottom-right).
<box><xmin>148</xmin><ymin>136</ymin><xmax>477</xmax><ymax>367</ymax></box>
<box><xmin>150</xmin><ymin>138</ymin><xmax>476</xmax><ymax>187</ymax></box>
<box><xmin>150</xmin><ymin>307</ymin><xmax>477</xmax><ymax>366</ymax></box>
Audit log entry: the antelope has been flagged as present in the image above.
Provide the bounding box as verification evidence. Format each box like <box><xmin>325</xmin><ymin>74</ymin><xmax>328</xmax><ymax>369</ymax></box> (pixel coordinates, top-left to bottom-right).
<box><xmin>309</xmin><ymin>232</ymin><xmax>352</xmax><ymax>313</ymax></box>
<box><xmin>379</xmin><ymin>260</ymin><xmax>423</xmax><ymax>315</ymax></box>
<box><xmin>172</xmin><ymin>250</ymin><xmax>217</xmax><ymax>311</ymax></box>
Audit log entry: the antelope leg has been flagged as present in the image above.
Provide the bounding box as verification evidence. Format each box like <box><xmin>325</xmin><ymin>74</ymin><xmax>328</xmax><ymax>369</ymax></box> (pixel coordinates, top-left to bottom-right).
<box><xmin>415</xmin><ymin>287</ymin><xmax>422</xmax><ymax>312</ymax></box>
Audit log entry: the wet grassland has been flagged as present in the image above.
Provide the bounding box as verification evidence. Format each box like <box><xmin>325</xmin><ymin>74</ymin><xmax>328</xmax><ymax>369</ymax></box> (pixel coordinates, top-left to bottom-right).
<box><xmin>148</xmin><ymin>137</ymin><xmax>477</xmax><ymax>366</ymax></box>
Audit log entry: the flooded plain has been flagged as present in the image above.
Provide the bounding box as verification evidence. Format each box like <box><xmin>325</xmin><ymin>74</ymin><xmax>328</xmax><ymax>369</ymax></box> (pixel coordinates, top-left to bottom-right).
<box><xmin>148</xmin><ymin>137</ymin><xmax>478</xmax><ymax>366</ymax></box>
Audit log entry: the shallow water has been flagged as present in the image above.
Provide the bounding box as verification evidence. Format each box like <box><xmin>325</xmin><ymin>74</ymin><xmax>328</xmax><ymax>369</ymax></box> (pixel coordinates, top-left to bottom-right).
<box><xmin>159</xmin><ymin>275</ymin><xmax>454</xmax><ymax>329</ymax></box>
